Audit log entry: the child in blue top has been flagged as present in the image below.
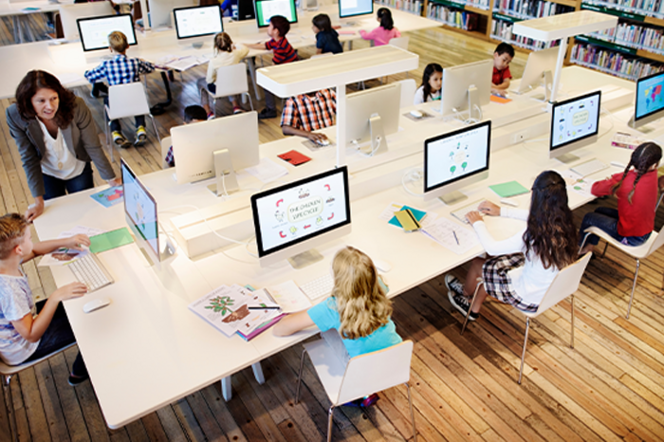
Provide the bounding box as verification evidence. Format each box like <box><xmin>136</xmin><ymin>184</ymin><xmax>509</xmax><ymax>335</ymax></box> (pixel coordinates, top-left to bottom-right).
<box><xmin>312</xmin><ymin>14</ymin><xmax>343</xmax><ymax>55</ymax></box>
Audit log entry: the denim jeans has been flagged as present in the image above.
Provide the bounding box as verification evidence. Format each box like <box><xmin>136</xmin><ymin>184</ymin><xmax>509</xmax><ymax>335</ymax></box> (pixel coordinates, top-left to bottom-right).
<box><xmin>42</xmin><ymin>162</ymin><xmax>94</xmax><ymax>200</ymax></box>
<box><xmin>23</xmin><ymin>301</ymin><xmax>87</xmax><ymax>377</ymax></box>
<box><xmin>579</xmin><ymin>207</ymin><xmax>651</xmax><ymax>247</ymax></box>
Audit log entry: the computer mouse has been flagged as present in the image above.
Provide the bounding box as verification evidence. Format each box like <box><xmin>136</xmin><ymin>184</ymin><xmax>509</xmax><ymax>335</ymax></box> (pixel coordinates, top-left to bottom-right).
<box><xmin>83</xmin><ymin>298</ymin><xmax>111</xmax><ymax>314</ymax></box>
<box><xmin>373</xmin><ymin>259</ymin><xmax>392</xmax><ymax>273</ymax></box>
<box><xmin>410</xmin><ymin>110</ymin><xmax>424</xmax><ymax>118</ymax></box>
<box><xmin>316</xmin><ymin>138</ymin><xmax>331</xmax><ymax>146</ymax></box>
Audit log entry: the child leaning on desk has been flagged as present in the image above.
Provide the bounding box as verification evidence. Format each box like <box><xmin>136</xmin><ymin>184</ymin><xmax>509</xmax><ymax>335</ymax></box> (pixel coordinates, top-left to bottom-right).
<box><xmin>414</xmin><ymin>62</ymin><xmax>443</xmax><ymax>105</ymax></box>
<box><xmin>84</xmin><ymin>31</ymin><xmax>156</xmax><ymax>149</ymax></box>
<box><xmin>359</xmin><ymin>8</ymin><xmax>401</xmax><ymax>46</ymax></box>
<box><xmin>280</xmin><ymin>88</ymin><xmax>336</xmax><ymax>143</ymax></box>
<box><xmin>491</xmin><ymin>42</ymin><xmax>514</xmax><ymax>97</ymax></box>
<box><xmin>0</xmin><ymin>214</ymin><xmax>90</xmax><ymax>386</ymax></box>
<box><xmin>312</xmin><ymin>13</ymin><xmax>343</xmax><ymax>55</ymax></box>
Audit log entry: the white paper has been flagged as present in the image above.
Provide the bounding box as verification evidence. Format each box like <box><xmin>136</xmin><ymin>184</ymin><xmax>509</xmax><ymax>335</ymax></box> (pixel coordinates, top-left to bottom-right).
<box><xmin>421</xmin><ymin>218</ymin><xmax>479</xmax><ymax>255</ymax></box>
<box><xmin>244</xmin><ymin>157</ymin><xmax>289</xmax><ymax>183</ymax></box>
<box><xmin>378</xmin><ymin>202</ymin><xmax>404</xmax><ymax>221</ymax></box>
<box><xmin>38</xmin><ymin>248</ymin><xmax>89</xmax><ymax>267</ymax></box>
<box><xmin>57</xmin><ymin>225</ymin><xmax>105</xmax><ymax>239</ymax></box>
<box><xmin>236</xmin><ymin>288</ymin><xmax>282</xmax><ymax>335</ymax></box>
<box><xmin>268</xmin><ymin>280</ymin><xmax>312</xmax><ymax>313</ymax></box>
<box><xmin>166</xmin><ymin>56</ymin><xmax>200</xmax><ymax>71</ymax></box>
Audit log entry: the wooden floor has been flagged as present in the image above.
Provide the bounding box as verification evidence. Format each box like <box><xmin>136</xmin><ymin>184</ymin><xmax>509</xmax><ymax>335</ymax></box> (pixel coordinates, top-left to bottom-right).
<box><xmin>2</xmin><ymin>20</ymin><xmax>664</xmax><ymax>442</ymax></box>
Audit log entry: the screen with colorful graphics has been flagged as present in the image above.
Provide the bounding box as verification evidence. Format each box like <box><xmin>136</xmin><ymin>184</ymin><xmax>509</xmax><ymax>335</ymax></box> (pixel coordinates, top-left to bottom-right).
<box><xmin>636</xmin><ymin>71</ymin><xmax>664</xmax><ymax>120</ymax></box>
<box><xmin>251</xmin><ymin>167</ymin><xmax>350</xmax><ymax>257</ymax></box>
<box><xmin>550</xmin><ymin>91</ymin><xmax>601</xmax><ymax>151</ymax></box>
<box><xmin>254</xmin><ymin>0</ymin><xmax>297</xmax><ymax>28</ymax></box>
<box><xmin>121</xmin><ymin>159</ymin><xmax>158</xmax><ymax>257</ymax></box>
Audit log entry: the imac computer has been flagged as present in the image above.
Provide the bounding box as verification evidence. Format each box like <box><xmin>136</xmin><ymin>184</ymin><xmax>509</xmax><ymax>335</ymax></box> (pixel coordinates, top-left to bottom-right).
<box><xmin>121</xmin><ymin>159</ymin><xmax>175</xmax><ymax>268</ymax></box>
<box><xmin>173</xmin><ymin>5</ymin><xmax>223</xmax><ymax>48</ymax></box>
<box><xmin>339</xmin><ymin>0</ymin><xmax>373</xmax><ymax>23</ymax></box>
<box><xmin>630</xmin><ymin>70</ymin><xmax>664</xmax><ymax>130</ymax></box>
<box><xmin>345</xmin><ymin>83</ymin><xmax>401</xmax><ymax>155</ymax></box>
<box><xmin>148</xmin><ymin>0</ymin><xmax>194</xmax><ymax>29</ymax></box>
<box><xmin>236</xmin><ymin>0</ymin><xmax>256</xmax><ymax>21</ymax></box>
<box><xmin>77</xmin><ymin>14</ymin><xmax>137</xmax><ymax>52</ymax></box>
<box><xmin>251</xmin><ymin>166</ymin><xmax>351</xmax><ymax>268</ymax></box>
<box><xmin>254</xmin><ymin>0</ymin><xmax>298</xmax><ymax>28</ymax></box>
<box><xmin>60</xmin><ymin>2</ymin><xmax>115</xmax><ymax>41</ymax></box>
<box><xmin>171</xmin><ymin>111</ymin><xmax>260</xmax><ymax>196</ymax></box>
<box><xmin>550</xmin><ymin>90</ymin><xmax>601</xmax><ymax>163</ymax></box>
<box><xmin>440</xmin><ymin>59</ymin><xmax>492</xmax><ymax>122</ymax></box>
<box><xmin>515</xmin><ymin>46</ymin><xmax>558</xmax><ymax>100</ymax></box>
<box><xmin>424</xmin><ymin>120</ymin><xmax>492</xmax><ymax>205</ymax></box>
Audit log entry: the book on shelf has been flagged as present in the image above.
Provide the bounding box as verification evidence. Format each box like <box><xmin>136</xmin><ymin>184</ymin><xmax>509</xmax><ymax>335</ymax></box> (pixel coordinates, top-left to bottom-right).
<box><xmin>493</xmin><ymin>0</ymin><xmax>573</xmax><ymax>19</ymax></box>
<box><xmin>376</xmin><ymin>0</ymin><xmax>424</xmax><ymax>14</ymax></box>
<box><xmin>427</xmin><ymin>4</ymin><xmax>480</xmax><ymax>30</ymax></box>
<box><xmin>582</xmin><ymin>0</ymin><xmax>664</xmax><ymax>17</ymax></box>
<box><xmin>571</xmin><ymin>41</ymin><xmax>664</xmax><ymax>79</ymax></box>
<box><xmin>589</xmin><ymin>22</ymin><xmax>664</xmax><ymax>55</ymax></box>
<box><xmin>491</xmin><ymin>19</ymin><xmax>560</xmax><ymax>49</ymax></box>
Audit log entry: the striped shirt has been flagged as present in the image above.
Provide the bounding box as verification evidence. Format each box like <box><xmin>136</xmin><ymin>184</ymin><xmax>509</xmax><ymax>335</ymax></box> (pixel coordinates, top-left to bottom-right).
<box><xmin>265</xmin><ymin>37</ymin><xmax>297</xmax><ymax>65</ymax></box>
<box><xmin>84</xmin><ymin>54</ymin><xmax>155</xmax><ymax>86</ymax></box>
<box><xmin>281</xmin><ymin>89</ymin><xmax>336</xmax><ymax>132</ymax></box>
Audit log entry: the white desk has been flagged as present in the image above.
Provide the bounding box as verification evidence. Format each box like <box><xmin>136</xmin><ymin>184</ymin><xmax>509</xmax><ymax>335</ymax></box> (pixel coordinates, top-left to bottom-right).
<box><xmin>0</xmin><ymin>0</ymin><xmax>71</xmax><ymax>44</ymax></box>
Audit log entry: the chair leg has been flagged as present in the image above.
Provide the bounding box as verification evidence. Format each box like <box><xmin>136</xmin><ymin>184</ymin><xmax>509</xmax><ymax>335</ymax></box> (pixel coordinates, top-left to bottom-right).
<box><xmin>221</xmin><ymin>376</ymin><xmax>232</xmax><ymax>402</ymax></box>
<box><xmin>148</xmin><ymin>115</ymin><xmax>161</xmax><ymax>145</ymax></box>
<box><xmin>326</xmin><ymin>405</ymin><xmax>335</xmax><ymax>442</ymax></box>
<box><xmin>105</xmin><ymin>117</ymin><xmax>114</xmax><ymax>163</ymax></box>
<box><xmin>246</xmin><ymin>93</ymin><xmax>254</xmax><ymax>111</ymax></box>
<box><xmin>627</xmin><ymin>259</ymin><xmax>640</xmax><ymax>319</ymax></box>
<box><xmin>570</xmin><ymin>294</ymin><xmax>575</xmax><ymax>349</ymax></box>
<box><xmin>518</xmin><ymin>318</ymin><xmax>531</xmax><ymax>384</ymax></box>
<box><xmin>294</xmin><ymin>349</ymin><xmax>306</xmax><ymax>404</ymax></box>
<box><xmin>3</xmin><ymin>374</ymin><xmax>17</xmax><ymax>442</ymax></box>
<box><xmin>601</xmin><ymin>242</ymin><xmax>609</xmax><ymax>258</ymax></box>
<box><xmin>461</xmin><ymin>279</ymin><xmax>483</xmax><ymax>335</ymax></box>
<box><xmin>405</xmin><ymin>382</ymin><xmax>417</xmax><ymax>442</ymax></box>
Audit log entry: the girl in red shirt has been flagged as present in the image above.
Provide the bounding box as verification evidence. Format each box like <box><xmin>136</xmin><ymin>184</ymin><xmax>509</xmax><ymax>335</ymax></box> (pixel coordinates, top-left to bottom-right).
<box><xmin>579</xmin><ymin>142</ymin><xmax>662</xmax><ymax>253</ymax></box>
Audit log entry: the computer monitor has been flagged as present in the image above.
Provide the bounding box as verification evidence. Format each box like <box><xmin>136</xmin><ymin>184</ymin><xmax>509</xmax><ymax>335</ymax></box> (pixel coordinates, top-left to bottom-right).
<box><xmin>516</xmin><ymin>46</ymin><xmax>558</xmax><ymax>99</ymax></box>
<box><xmin>171</xmin><ymin>111</ymin><xmax>260</xmax><ymax>195</ymax></box>
<box><xmin>346</xmin><ymin>83</ymin><xmax>401</xmax><ymax>155</ymax></box>
<box><xmin>77</xmin><ymin>14</ymin><xmax>136</xmax><ymax>52</ymax></box>
<box><xmin>173</xmin><ymin>4</ymin><xmax>223</xmax><ymax>47</ymax></box>
<box><xmin>440</xmin><ymin>59</ymin><xmax>492</xmax><ymax>121</ymax></box>
<box><xmin>251</xmin><ymin>166</ymin><xmax>351</xmax><ymax>268</ymax></box>
<box><xmin>550</xmin><ymin>90</ymin><xmax>601</xmax><ymax>163</ymax></box>
<box><xmin>237</xmin><ymin>0</ymin><xmax>256</xmax><ymax>21</ymax></box>
<box><xmin>60</xmin><ymin>2</ymin><xmax>115</xmax><ymax>40</ymax></box>
<box><xmin>254</xmin><ymin>0</ymin><xmax>298</xmax><ymax>28</ymax></box>
<box><xmin>424</xmin><ymin>121</ymin><xmax>491</xmax><ymax>205</ymax></box>
<box><xmin>147</xmin><ymin>0</ymin><xmax>194</xmax><ymax>29</ymax></box>
<box><xmin>339</xmin><ymin>0</ymin><xmax>373</xmax><ymax>19</ymax></box>
<box><xmin>630</xmin><ymin>70</ymin><xmax>664</xmax><ymax>130</ymax></box>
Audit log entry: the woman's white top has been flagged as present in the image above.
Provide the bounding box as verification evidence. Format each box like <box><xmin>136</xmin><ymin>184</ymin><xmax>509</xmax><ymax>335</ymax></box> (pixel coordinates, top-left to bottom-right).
<box><xmin>413</xmin><ymin>86</ymin><xmax>442</xmax><ymax>105</ymax></box>
<box><xmin>471</xmin><ymin>207</ymin><xmax>560</xmax><ymax>307</ymax></box>
<box><xmin>37</xmin><ymin>118</ymin><xmax>85</xmax><ymax>180</ymax></box>
<box><xmin>205</xmin><ymin>45</ymin><xmax>251</xmax><ymax>84</ymax></box>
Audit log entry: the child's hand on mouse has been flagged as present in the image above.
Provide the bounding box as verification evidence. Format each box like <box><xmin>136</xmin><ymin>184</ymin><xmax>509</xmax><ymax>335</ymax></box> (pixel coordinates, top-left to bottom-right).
<box><xmin>65</xmin><ymin>234</ymin><xmax>91</xmax><ymax>251</ymax></box>
<box><xmin>466</xmin><ymin>211</ymin><xmax>483</xmax><ymax>224</ymax></box>
<box><xmin>308</xmin><ymin>132</ymin><xmax>328</xmax><ymax>143</ymax></box>
<box><xmin>478</xmin><ymin>201</ymin><xmax>500</xmax><ymax>216</ymax></box>
<box><xmin>55</xmin><ymin>282</ymin><xmax>88</xmax><ymax>302</ymax></box>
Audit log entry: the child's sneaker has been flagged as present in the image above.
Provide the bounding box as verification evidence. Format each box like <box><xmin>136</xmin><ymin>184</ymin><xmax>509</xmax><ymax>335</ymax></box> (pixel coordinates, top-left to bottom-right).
<box><xmin>448</xmin><ymin>291</ymin><xmax>479</xmax><ymax>321</ymax></box>
<box><xmin>233</xmin><ymin>106</ymin><xmax>244</xmax><ymax>114</ymax></box>
<box><xmin>112</xmin><ymin>131</ymin><xmax>131</xmax><ymax>149</ymax></box>
<box><xmin>134</xmin><ymin>126</ymin><xmax>147</xmax><ymax>147</ymax></box>
<box><xmin>444</xmin><ymin>274</ymin><xmax>464</xmax><ymax>297</ymax></box>
<box><xmin>207</xmin><ymin>113</ymin><xmax>215</xmax><ymax>120</ymax></box>
<box><xmin>344</xmin><ymin>393</ymin><xmax>380</xmax><ymax>407</ymax></box>
<box><xmin>67</xmin><ymin>372</ymin><xmax>89</xmax><ymax>387</ymax></box>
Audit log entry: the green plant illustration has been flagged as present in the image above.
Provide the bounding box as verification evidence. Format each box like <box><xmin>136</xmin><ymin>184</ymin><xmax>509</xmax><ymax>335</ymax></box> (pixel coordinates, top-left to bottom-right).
<box><xmin>205</xmin><ymin>296</ymin><xmax>235</xmax><ymax>316</ymax></box>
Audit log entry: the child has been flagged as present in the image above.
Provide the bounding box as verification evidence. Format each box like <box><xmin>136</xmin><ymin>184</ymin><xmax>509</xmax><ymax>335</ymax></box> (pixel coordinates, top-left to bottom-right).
<box><xmin>281</xmin><ymin>88</ymin><xmax>336</xmax><ymax>143</ymax></box>
<box><xmin>0</xmin><ymin>213</ymin><xmax>90</xmax><ymax>385</ymax></box>
<box><xmin>579</xmin><ymin>142</ymin><xmax>662</xmax><ymax>253</ymax></box>
<box><xmin>414</xmin><ymin>63</ymin><xmax>443</xmax><ymax>105</ymax></box>
<box><xmin>312</xmin><ymin>13</ymin><xmax>343</xmax><ymax>55</ymax></box>
<box><xmin>491</xmin><ymin>42</ymin><xmax>514</xmax><ymax>96</ymax></box>
<box><xmin>84</xmin><ymin>31</ymin><xmax>155</xmax><ymax>148</ymax></box>
<box><xmin>445</xmin><ymin>171</ymin><xmax>578</xmax><ymax>320</ymax></box>
<box><xmin>246</xmin><ymin>16</ymin><xmax>298</xmax><ymax>119</ymax></box>
<box><xmin>164</xmin><ymin>105</ymin><xmax>208</xmax><ymax>168</ymax></box>
<box><xmin>198</xmin><ymin>32</ymin><xmax>250</xmax><ymax>118</ymax></box>
<box><xmin>359</xmin><ymin>8</ymin><xmax>401</xmax><ymax>46</ymax></box>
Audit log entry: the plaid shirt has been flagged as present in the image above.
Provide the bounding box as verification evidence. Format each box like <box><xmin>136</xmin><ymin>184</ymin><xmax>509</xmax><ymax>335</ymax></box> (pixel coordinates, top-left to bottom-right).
<box><xmin>84</xmin><ymin>54</ymin><xmax>154</xmax><ymax>86</ymax></box>
<box><xmin>280</xmin><ymin>89</ymin><xmax>336</xmax><ymax>131</ymax></box>
<box><xmin>165</xmin><ymin>144</ymin><xmax>175</xmax><ymax>168</ymax></box>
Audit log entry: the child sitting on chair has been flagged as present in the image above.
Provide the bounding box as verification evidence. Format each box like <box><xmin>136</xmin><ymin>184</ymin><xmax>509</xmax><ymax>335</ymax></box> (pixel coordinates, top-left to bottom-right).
<box><xmin>280</xmin><ymin>88</ymin><xmax>336</xmax><ymax>144</ymax></box>
<box><xmin>491</xmin><ymin>42</ymin><xmax>514</xmax><ymax>96</ymax></box>
<box><xmin>0</xmin><ymin>214</ymin><xmax>90</xmax><ymax>386</ymax></box>
<box><xmin>359</xmin><ymin>8</ymin><xmax>401</xmax><ymax>46</ymax></box>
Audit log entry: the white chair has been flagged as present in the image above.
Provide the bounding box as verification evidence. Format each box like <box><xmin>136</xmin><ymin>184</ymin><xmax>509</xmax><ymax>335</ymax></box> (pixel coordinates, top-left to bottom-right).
<box><xmin>580</xmin><ymin>225</ymin><xmax>664</xmax><ymax>319</ymax></box>
<box><xmin>398</xmin><ymin>78</ymin><xmax>417</xmax><ymax>108</ymax></box>
<box><xmin>461</xmin><ymin>253</ymin><xmax>592</xmax><ymax>384</ymax></box>
<box><xmin>295</xmin><ymin>333</ymin><xmax>417</xmax><ymax>442</ymax></box>
<box><xmin>160</xmin><ymin>135</ymin><xmax>172</xmax><ymax>169</ymax></box>
<box><xmin>206</xmin><ymin>63</ymin><xmax>254</xmax><ymax>117</ymax></box>
<box><xmin>1</xmin><ymin>343</ymin><xmax>76</xmax><ymax>442</ymax></box>
<box><xmin>105</xmin><ymin>82</ymin><xmax>160</xmax><ymax>162</ymax></box>
<box><xmin>389</xmin><ymin>36</ymin><xmax>410</xmax><ymax>50</ymax></box>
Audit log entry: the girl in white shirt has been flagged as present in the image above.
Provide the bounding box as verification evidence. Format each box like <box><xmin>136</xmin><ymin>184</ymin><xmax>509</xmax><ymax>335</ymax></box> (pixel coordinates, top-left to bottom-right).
<box><xmin>445</xmin><ymin>171</ymin><xmax>578</xmax><ymax>321</ymax></box>
<box><xmin>198</xmin><ymin>32</ymin><xmax>250</xmax><ymax>117</ymax></box>
<box><xmin>413</xmin><ymin>63</ymin><xmax>442</xmax><ymax>105</ymax></box>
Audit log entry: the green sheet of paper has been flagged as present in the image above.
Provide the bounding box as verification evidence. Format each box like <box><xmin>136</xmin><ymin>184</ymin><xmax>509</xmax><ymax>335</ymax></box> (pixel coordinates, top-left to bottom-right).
<box><xmin>489</xmin><ymin>181</ymin><xmax>529</xmax><ymax>198</ymax></box>
<box><xmin>89</xmin><ymin>228</ymin><xmax>134</xmax><ymax>254</ymax></box>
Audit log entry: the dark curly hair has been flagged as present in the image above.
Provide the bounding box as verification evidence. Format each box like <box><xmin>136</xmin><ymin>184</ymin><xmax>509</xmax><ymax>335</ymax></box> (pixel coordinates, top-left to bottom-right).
<box><xmin>612</xmin><ymin>142</ymin><xmax>662</xmax><ymax>204</ymax></box>
<box><xmin>15</xmin><ymin>70</ymin><xmax>77</xmax><ymax>128</ymax></box>
<box><xmin>523</xmin><ymin>170</ymin><xmax>578</xmax><ymax>270</ymax></box>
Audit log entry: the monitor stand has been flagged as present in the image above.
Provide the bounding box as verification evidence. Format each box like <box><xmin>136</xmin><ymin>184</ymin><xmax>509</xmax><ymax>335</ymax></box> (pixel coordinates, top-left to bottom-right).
<box><xmin>207</xmin><ymin>149</ymin><xmax>239</xmax><ymax>197</ymax></box>
<box><xmin>555</xmin><ymin>153</ymin><xmax>581</xmax><ymax>164</ymax></box>
<box><xmin>628</xmin><ymin>115</ymin><xmax>658</xmax><ymax>134</ymax></box>
<box><xmin>438</xmin><ymin>191</ymin><xmax>468</xmax><ymax>206</ymax></box>
<box><xmin>361</xmin><ymin>114</ymin><xmax>389</xmax><ymax>156</ymax></box>
<box><xmin>288</xmin><ymin>249</ymin><xmax>324</xmax><ymax>269</ymax></box>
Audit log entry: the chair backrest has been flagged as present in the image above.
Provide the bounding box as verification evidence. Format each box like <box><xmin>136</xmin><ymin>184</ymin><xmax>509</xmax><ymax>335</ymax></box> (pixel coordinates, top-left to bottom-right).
<box><xmin>59</xmin><ymin>2</ymin><xmax>115</xmax><ymax>40</ymax></box>
<box><xmin>645</xmin><ymin>230</ymin><xmax>664</xmax><ymax>258</ymax></box>
<box><xmin>214</xmin><ymin>63</ymin><xmax>249</xmax><ymax>97</ymax></box>
<box><xmin>0</xmin><ymin>342</ymin><xmax>76</xmax><ymax>376</ymax></box>
<box><xmin>336</xmin><ymin>340</ymin><xmax>413</xmax><ymax>405</ymax></box>
<box><xmin>161</xmin><ymin>135</ymin><xmax>172</xmax><ymax>169</ymax></box>
<box><xmin>535</xmin><ymin>252</ymin><xmax>592</xmax><ymax>314</ymax></box>
<box><xmin>389</xmin><ymin>36</ymin><xmax>410</xmax><ymax>51</ymax></box>
<box><xmin>399</xmin><ymin>79</ymin><xmax>417</xmax><ymax>108</ymax></box>
<box><xmin>107</xmin><ymin>83</ymin><xmax>151</xmax><ymax>120</ymax></box>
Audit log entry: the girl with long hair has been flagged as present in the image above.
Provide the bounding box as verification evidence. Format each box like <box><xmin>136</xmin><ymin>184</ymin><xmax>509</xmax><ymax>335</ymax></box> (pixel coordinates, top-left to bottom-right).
<box><xmin>445</xmin><ymin>171</ymin><xmax>578</xmax><ymax>320</ymax></box>
<box><xmin>312</xmin><ymin>13</ymin><xmax>343</xmax><ymax>54</ymax></box>
<box><xmin>359</xmin><ymin>8</ymin><xmax>401</xmax><ymax>46</ymax></box>
<box><xmin>579</xmin><ymin>142</ymin><xmax>662</xmax><ymax>253</ymax></box>
<box><xmin>414</xmin><ymin>63</ymin><xmax>443</xmax><ymax>104</ymax></box>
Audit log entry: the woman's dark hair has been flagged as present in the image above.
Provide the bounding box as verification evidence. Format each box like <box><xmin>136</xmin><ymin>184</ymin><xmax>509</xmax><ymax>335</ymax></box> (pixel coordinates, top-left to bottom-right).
<box><xmin>612</xmin><ymin>142</ymin><xmax>662</xmax><ymax>204</ymax></box>
<box><xmin>523</xmin><ymin>171</ymin><xmax>578</xmax><ymax>270</ymax></box>
<box><xmin>421</xmin><ymin>63</ymin><xmax>443</xmax><ymax>102</ymax></box>
<box><xmin>312</xmin><ymin>13</ymin><xmax>332</xmax><ymax>32</ymax></box>
<box><xmin>377</xmin><ymin>7</ymin><xmax>394</xmax><ymax>30</ymax></box>
<box><xmin>15</xmin><ymin>70</ymin><xmax>77</xmax><ymax>128</ymax></box>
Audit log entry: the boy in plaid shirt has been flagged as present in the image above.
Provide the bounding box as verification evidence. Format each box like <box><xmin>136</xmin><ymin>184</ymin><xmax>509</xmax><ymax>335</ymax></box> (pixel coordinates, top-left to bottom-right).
<box><xmin>247</xmin><ymin>15</ymin><xmax>298</xmax><ymax>119</ymax></box>
<box><xmin>281</xmin><ymin>88</ymin><xmax>336</xmax><ymax>143</ymax></box>
<box><xmin>84</xmin><ymin>31</ymin><xmax>155</xmax><ymax>148</ymax></box>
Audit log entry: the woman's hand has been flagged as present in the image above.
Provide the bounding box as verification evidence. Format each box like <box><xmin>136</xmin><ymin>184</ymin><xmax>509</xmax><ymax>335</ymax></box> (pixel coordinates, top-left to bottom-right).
<box><xmin>478</xmin><ymin>200</ymin><xmax>500</xmax><ymax>216</ymax></box>
<box><xmin>466</xmin><ymin>211</ymin><xmax>483</xmax><ymax>224</ymax></box>
<box><xmin>64</xmin><ymin>234</ymin><xmax>91</xmax><ymax>250</ymax></box>
<box><xmin>25</xmin><ymin>197</ymin><xmax>45</xmax><ymax>222</ymax></box>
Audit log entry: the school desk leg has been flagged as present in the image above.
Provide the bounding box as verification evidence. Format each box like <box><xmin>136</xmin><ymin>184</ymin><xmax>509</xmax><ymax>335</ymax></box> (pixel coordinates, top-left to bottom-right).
<box><xmin>221</xmin><ymin>376</ymin><xmax>232</xmax><ymax>401</ymax></box>
<box><xmin>247</xmin><ymin>57</ymin><xmax>262</xmax><ymax>101</ymax></box>
<box><xmin>251</xmin><ymin>362</ymin><xmax>265</xmax><ymax>385</ymax></box>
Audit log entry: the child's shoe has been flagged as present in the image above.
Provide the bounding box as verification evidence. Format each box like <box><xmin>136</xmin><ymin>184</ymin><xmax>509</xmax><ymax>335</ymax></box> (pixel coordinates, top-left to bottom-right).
<box><xmin>448</xmin><ymin>291</ymin><xmax>479</xmax><ymax>322</ymax></box>
<box><xmin>112</xmin><ymin>131</ymin><xmax>131</xmax><ymax>149</ymax></box>
<box><xmin>344</xmin><ymin>393</ymin><xmax>380</xmax><ymax>407</ymax></box>
<box><xmin>207</xmin><ymin>112</ymin><xmax>215</xmax><ymax>120</ymax></box>
<box><xmin>258</xmin><ymin>108</ymin><xmax>277</xmax><ymax>119</ymax></box>
<box><xmin>67</xmin><ymin>372</ymin><xmax>89</xmax><ymax>387</ymax></box>
<box><xmin>134</xmin><ymin>126</ymin><xmax>147</xmax><ymax>147</ymax></box>
<box><xmin>233</xmin><ymin>106</ymin><xmax>244</xmax><ymax>114</ymax></box>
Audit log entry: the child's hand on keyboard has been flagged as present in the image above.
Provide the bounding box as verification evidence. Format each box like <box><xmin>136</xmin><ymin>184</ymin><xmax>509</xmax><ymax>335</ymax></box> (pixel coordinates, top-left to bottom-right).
<box><xmin>478</xmin><ymin>201</ymin><xmax>500</xmax><ymax>216</ymax></box>
<box><xmin>64</xmin><ymin>234</ymin><xmax>91</xmax><ymax>250</ymax></box>
<box><xmin>466</xmin><ymin>211</ymin><xmax>483</xmax><ymax>224</ymax></box>
<box><xmin>55</xmin><ymin>282</ymin><xmax>88</xmax><ymax>301</ymax></box>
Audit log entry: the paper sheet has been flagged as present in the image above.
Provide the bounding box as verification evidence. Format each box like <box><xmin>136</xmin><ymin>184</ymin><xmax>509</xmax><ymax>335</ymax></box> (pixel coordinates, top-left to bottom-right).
<box><xmin>38</xmin><ymin>247</ymin><xmax>89</xmax><ymax>267</ymax></box>
<box><xmin>421</xmin><ymin>218</ymin><xmax>479</xmax><ymax>255</ymax></box>
<box><xmin>244</xmin><ymin>158</ymin><xmax>289</xmax><ymax>183</ymax></box>
<box><xmin>57</xmin><ymin>225</ymin><xmax>105</xmax><ymax>239</ymax></box>
<box><xmin>268</xmin><ymin>280</ymin><xmax>312</xmax><ymax>313</ymax></box>
<box><xmin>188</xmin><ymin>284</ymin><xmax>255</xmax><ymax>337</ymax></box>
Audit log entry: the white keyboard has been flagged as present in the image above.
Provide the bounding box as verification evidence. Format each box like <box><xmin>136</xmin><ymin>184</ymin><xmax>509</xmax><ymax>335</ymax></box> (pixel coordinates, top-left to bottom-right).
<box><xmin>450</xmin><ymin>199</ymin><xmax>484</xmax><ymax>224</ymax></box>
<box><xmin>300</xmin><ymin>273</ymin><xmax>334</xmax><ymax>302</ymax></box>
<box><xmin>570</xmin><ymin>159</ymin><xmax>608</xmax><ymax>177</ymax></box>
<box><xmin>67</xmin><ymin>254</ymin><xmax>114</xmax><ymax>292</ymax></box>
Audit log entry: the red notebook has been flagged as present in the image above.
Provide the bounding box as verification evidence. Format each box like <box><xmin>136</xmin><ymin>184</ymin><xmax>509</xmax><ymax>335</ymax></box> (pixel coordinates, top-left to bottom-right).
<box><xmin>278</xmin><ymin>150</ymin><xmax>312</xmax><ymax>166</ymax></box>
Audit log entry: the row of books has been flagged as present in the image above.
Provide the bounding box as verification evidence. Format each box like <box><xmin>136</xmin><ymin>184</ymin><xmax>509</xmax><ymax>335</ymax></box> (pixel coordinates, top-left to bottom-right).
<box><xmin>427</xmin><ymin>0</ymin><xmax>491</xmax><ymax>9</ymax></box>
<box><xmin>582</xmin><ymin>0</ymin><xmax>664</xmax><ymax>16</ymax></box>
<box><xmin>571</xmin><ymin>42</ymin><xmax>664</xmax><ymax>79</ymax></box>
<box><xmin>589</xmin><ymin>22</ymin><xmax>664</xmax><ymax>55</ymax></box>
<box><xmin>375</xmin><ymin>0</ymin><xmax>424</xmax><ymax>14</ymax></box>
<box><xmin>493</xmin><ymin>0</ymin><xmax>574</xmax><ymax>19</ymax></box>
<box><xmin>426</xmin><ymin>4</ymin><xmax>481</xmax><ymax>30</ymax></box>
<box><xmin>491</xmin><ymin>20</ymin><xmax>560</xmax><ymax>49</ymax></box>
